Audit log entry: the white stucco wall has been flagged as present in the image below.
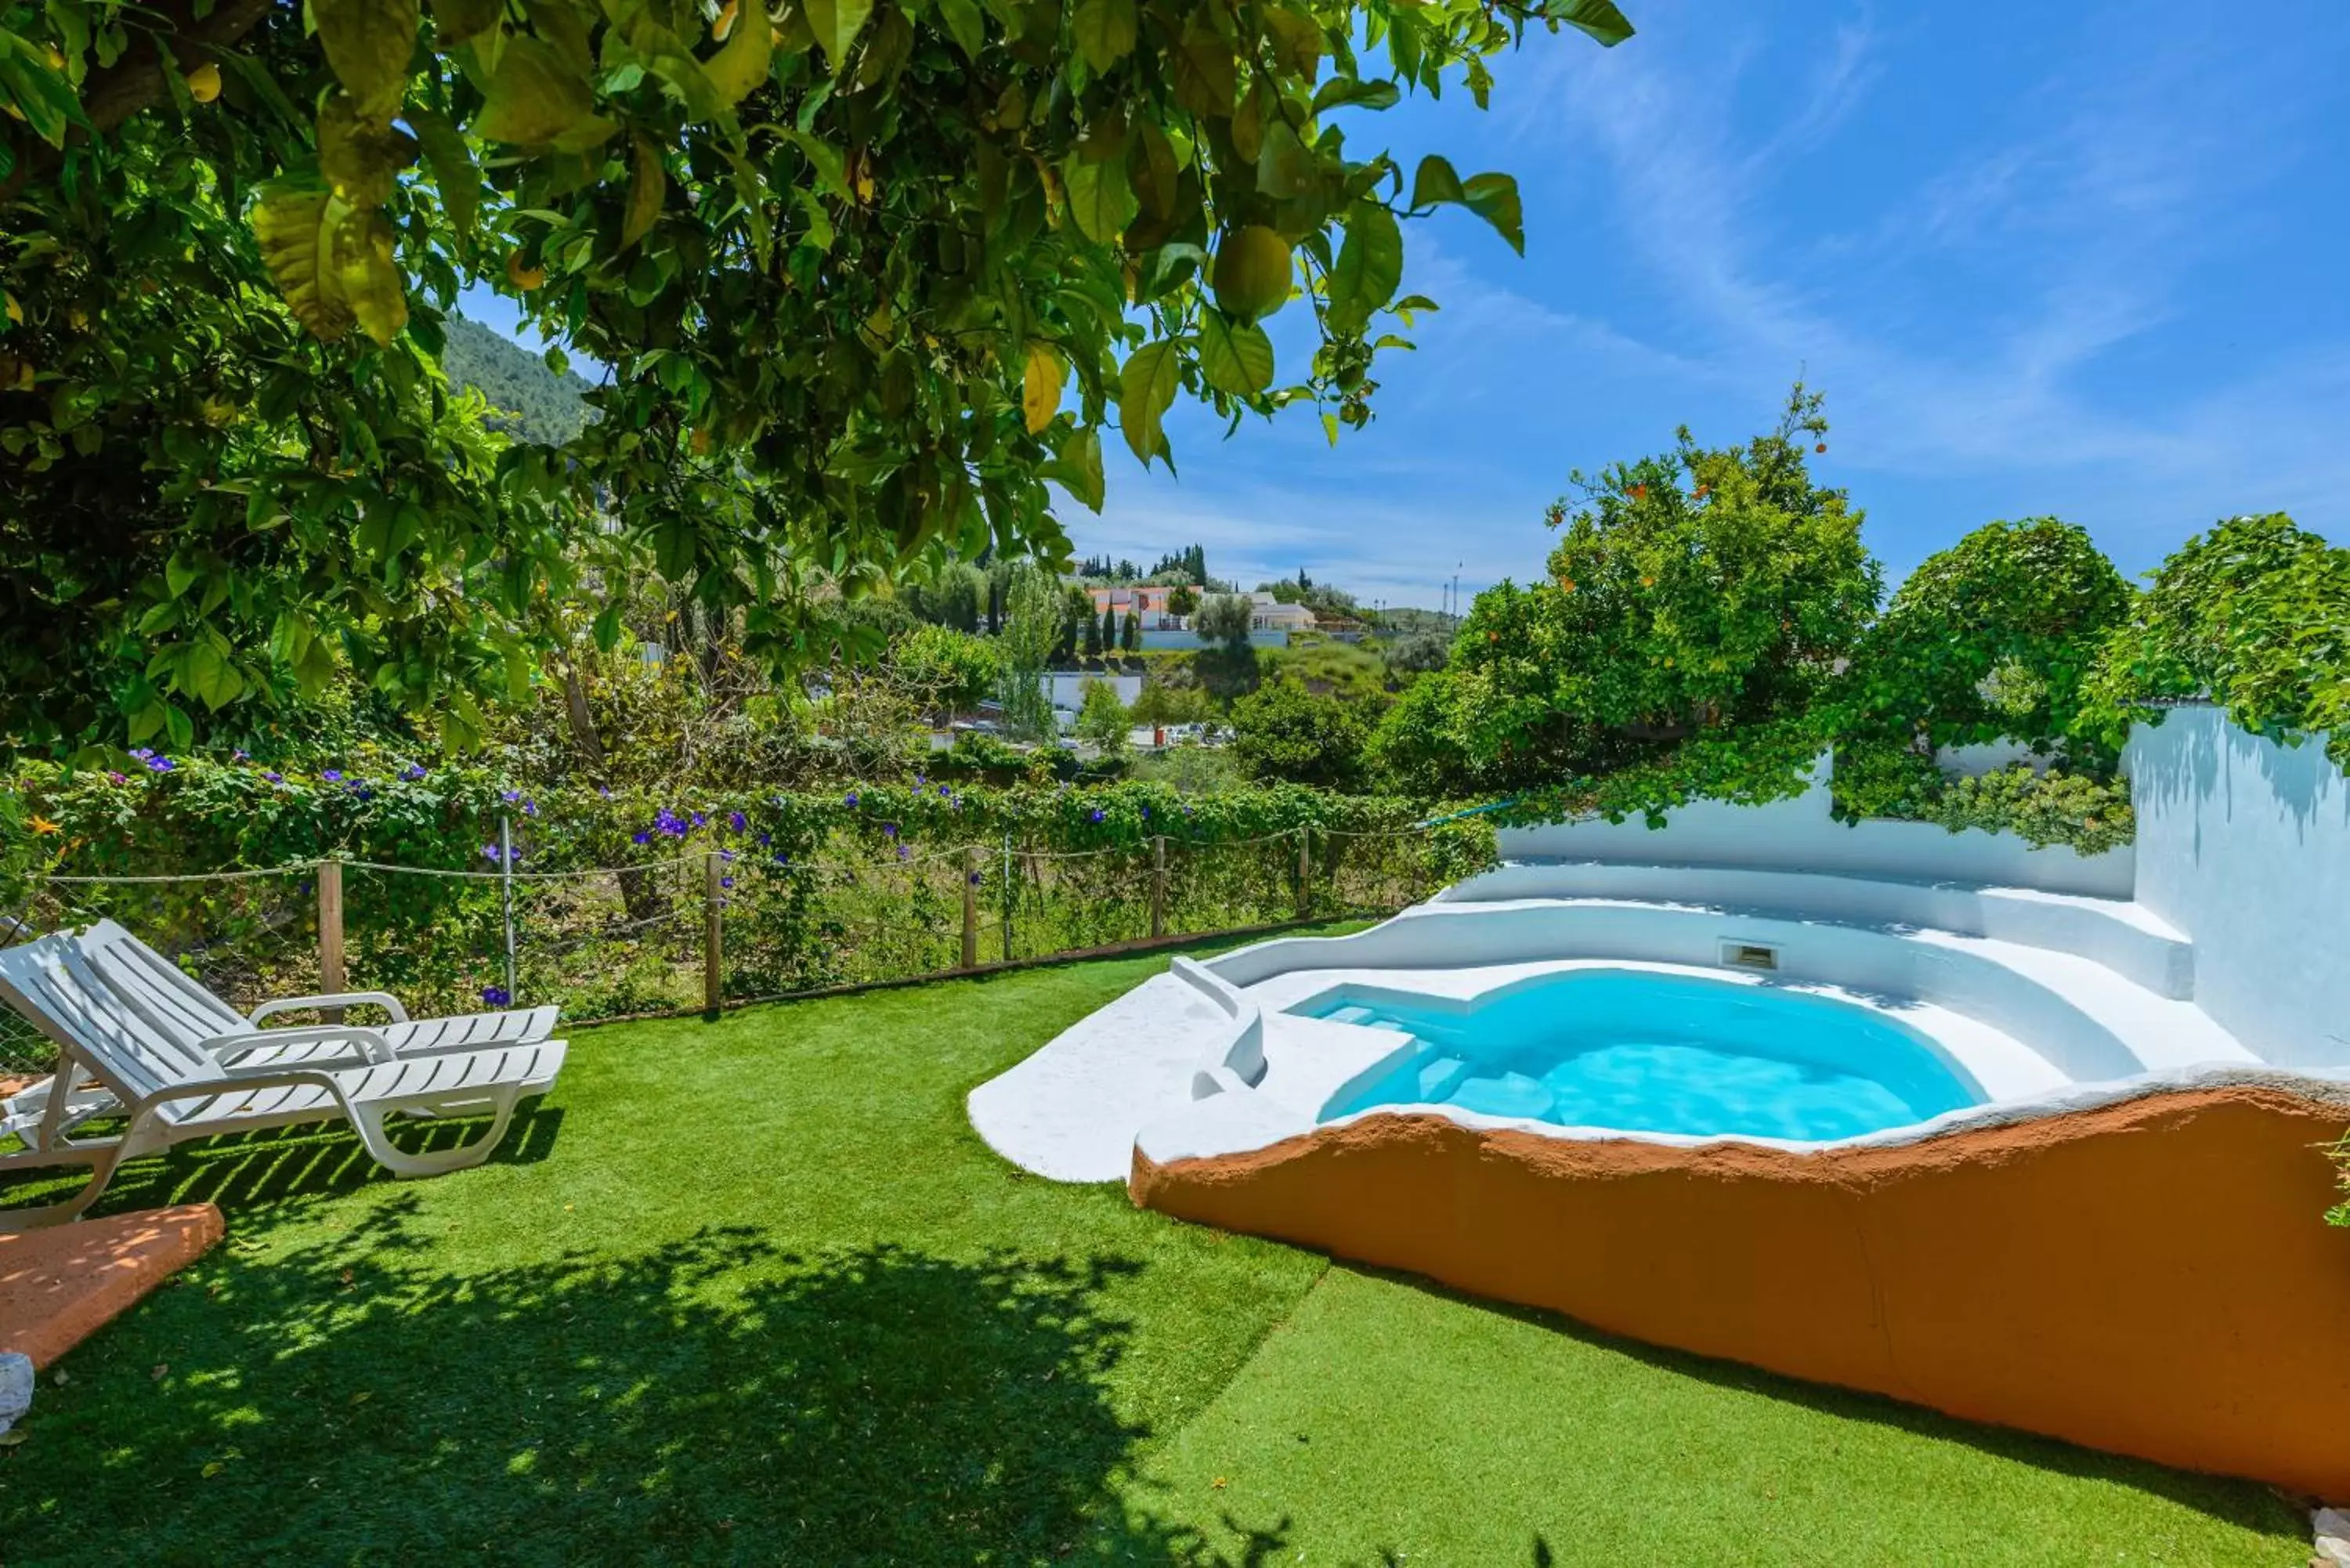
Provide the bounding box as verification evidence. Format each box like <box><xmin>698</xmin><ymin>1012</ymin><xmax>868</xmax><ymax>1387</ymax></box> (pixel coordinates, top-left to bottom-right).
<box><xmin>2124</xmin><ymin>706</ymin><xmax>2350</xmax><ymax>1069</ymax></box>
<box><xmin>1496</xmin><ymin>753</ymin><xmax>2135</xmax><ymax>899</ymax></box>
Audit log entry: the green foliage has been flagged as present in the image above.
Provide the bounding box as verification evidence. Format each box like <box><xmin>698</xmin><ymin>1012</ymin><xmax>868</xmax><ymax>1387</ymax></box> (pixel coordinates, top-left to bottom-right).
<box><xmin>1166</xmin><ymin>583</ymin><xmax>1201</xmax><ymax>618</ymax></box>
<box><xmin>1463</xmin><ymin>385</ymin><xmax>1877</xmax><ymax>761</ymax></box>
<box><xmin>2078</xmin><ymin>513</ymin><xmax>2350</xmax><ymax>768</ymax></box>
<box><xmin>1130</xmin><ymin>679</ymin><xmax>1212</xmax><ymax>729</ymax></box>
<box><xmin>995</xmin><ymin>566</ymin><xmax>1062</xmax><ymax>740</ymax></box>
<box><xmin>1383</xmin><ymin>630</ymin><xmax>1452</xmax><ymax>674</ymax></box>
<box><xmin>1229</xmin><ymin>680</ymin><xmax>1368</xmax><ymax>790</ymax></box>
<box><xmin>0</xmin><ymin>91</ymin><xmax>578</xmax><ymax>755</ymax></box>
<box><xmin>1074</xmin><ymin>678</ymin><xmax>1132</xmax><ymax>755</ymax></box>
<box><xmin>1921</xmin><ymin>764</ymin><xmax>2135</xmax><ymax>856</ymax></box>
<box><xmin>0</xmin><ymin>0</ymin><xmax>1634</xmax><ymax>749</ymax></box>
<box><xmin>1492</xmin><ymin>715</ymin><xmax>1827</xmax><ymax>831</ymax></box>
<box><xmin>439</xmin><ymin>315</ymin><xmax>591</xmax><ymax>446</ymax></box>
<box><xmin>1195</xmin><ymin>592</ymin><xmax>1256</xmax><ymax>650</ymax></box>
<box><xmin>1842</xmin><ymin>518</ymin><xmax>2131</xmax><ymax>761</ymax></box>
<box><xmin>1824</xmin><ymin>738</ymin><xmax>1946</xmax><ymax>823</ymax></box>
<box><xmin>887</xmin><ymin>624</ymin><xmax>1001</xmax><ymax>714</ymax></box>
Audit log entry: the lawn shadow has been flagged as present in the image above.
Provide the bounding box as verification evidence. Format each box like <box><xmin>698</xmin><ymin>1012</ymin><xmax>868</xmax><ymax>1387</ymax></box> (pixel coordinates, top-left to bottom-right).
<box><xmin>1353</xmin><ymin>1263</ymin><xmax>2304</xmax><ymax>1542</ymax></box>
<box><xmin>1</xmin><ymin>1098</ymin><xmax>567</xmax><ymax>1220</ymax></box>
<box><xmin>1</xmin><ymin>1198</ymin><xmax>1290</xmax><ymax>1566</ymax></box>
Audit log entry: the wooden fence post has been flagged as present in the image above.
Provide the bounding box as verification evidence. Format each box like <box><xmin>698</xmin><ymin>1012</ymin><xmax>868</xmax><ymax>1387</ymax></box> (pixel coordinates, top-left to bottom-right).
<box><xmin>1000</xmin><ymin>830</ymin><xmax>1014</xmax><ymax>962</ymax></box>
<box><xmin>1296</xmin><ymin>826</ymin><xmax>1312</xmax><ymax>920</ymax></box>
<box><xmin>1151</xmin><ymin>835</ymin><xmax>1167</xmax><ymax>941</ymax></box>
<box><xmin>961</xmin><ymin>846</ymin><xmax>980</xmax><ymax>970</ymax></box>
<box><xmin>316</xmin><ymin>858</ymin><xmax>345</xmax><ymax>1023</ymax></box>
<box><xmin>703</xmin><ymin>851</ymin><xmax>724</xmax><ymax>1013</ymax></box>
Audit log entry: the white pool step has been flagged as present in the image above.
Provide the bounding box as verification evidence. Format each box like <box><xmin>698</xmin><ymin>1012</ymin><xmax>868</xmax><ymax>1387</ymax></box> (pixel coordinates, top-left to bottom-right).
<box><xmin>1441</xmin><ymin>859</ymin><xmax>2193</xmax><ymax>999</ymax></box>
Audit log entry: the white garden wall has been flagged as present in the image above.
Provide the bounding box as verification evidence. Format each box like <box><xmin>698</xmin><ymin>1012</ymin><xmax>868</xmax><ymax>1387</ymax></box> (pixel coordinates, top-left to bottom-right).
<box><xmin>1495</xmin><ymin>753</ymin><xmax>2135</xmax><ymax>899</ymax></box>
<box><xmin>2124</xmin><ymin>706</ymin><xmax>2350</xmax><ymax>1069</ymax></box>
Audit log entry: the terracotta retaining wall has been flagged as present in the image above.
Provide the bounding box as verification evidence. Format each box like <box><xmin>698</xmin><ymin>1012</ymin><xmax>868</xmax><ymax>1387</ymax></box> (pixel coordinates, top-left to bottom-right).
<box><xmin>1131</xmin><ymin>1086</ymin><xmax>2350</xmax><ymax>1497</ymax></box>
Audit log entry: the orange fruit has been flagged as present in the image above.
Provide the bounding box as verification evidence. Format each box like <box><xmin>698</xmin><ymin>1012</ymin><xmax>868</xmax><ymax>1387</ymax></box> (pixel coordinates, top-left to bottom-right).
<box><xmin>1815</xmin><ymin>442</ymin><xmax>1827</xmax><ymax>453</ymax></box>
<box><xmin>187</xmin><ymin>63</ymin><xmax>222</xmax><ymax>103</ymax></box>
<box><xmin>506</xmin><ymin>251</ymin><xmax>546</xmax><ymax>291</ymax></box>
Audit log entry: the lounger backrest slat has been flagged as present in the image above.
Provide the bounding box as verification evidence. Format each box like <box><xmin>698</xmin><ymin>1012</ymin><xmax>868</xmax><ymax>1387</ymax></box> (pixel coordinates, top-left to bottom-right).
<box><xmin>0</xmin><ymin>937</ymin><xmax>221</xmax><ymax>1104</ymax></box>
<box><xmin>76</xmin><ymin>921</ymin><xmax>248</xmax><ymax>1046</ymax></box>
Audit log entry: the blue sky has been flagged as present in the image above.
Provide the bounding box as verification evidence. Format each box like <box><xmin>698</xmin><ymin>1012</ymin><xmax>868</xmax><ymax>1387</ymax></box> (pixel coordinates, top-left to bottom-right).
<box><xmin>1079</xmin><ymin>0</ymin><xmax>2350</xmax><ymax>609</ymax></box>
<box><xmin>471</xmin><ymin>1</ymin><xmax>2350</xmax><ymax>612</ymax></box>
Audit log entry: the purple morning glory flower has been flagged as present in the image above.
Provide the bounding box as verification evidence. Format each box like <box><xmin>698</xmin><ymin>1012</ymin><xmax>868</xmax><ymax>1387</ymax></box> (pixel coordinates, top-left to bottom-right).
<box><xmin>895</xmin><ymin>844</ymin><xmax>909</xmax><ymax>860</ymax></box>
<box><xmin>129</xmin><ymin>748</ymin><xmax>153</xmax><ymax>761</ymax></box>
<box><xmin>757</xmin><ymin>832</ymin><xmax>772</xmax><ymax>847</ymax></box>
<box><xmin>146</xmin><ymin>755</ymin><xmax>175</xmax><ymax>772</ymax></box>
<box><xmin>107</xmin><ymin>769</ymin><xmax>128</xmax><ymax>784</ymax></box>
<box><xmin>481</xmin><ymin>844</ymin><xmax>501</xmax><ymax>863</ymax></box>
<box><xmin>321</xmin><ymin>769</ymin><xmax>342</xmax><ymax>783</ymax></box>
<box><xmin>264</xmin><ymin>771</ymin><xmax>284</xmax><ymax>784</ymax></box>
<box><xmin>844</xmin><ymin>791</ymin><xmax>859</xmax><ymax>807</ymax></box>
<box><xmin>654</xmin><ymin>809</ymin><xmax>687</xmax><ymax>838</ymax></box>
<box><xmin>632</xmin><ymin>831</ymin><xmax>651</xmax><ymax>844</ymax></box>
<box><xmin>728</xmin><ymin>811</ymin><xmax>747</xmax><ymax>833</ymax></box>
<box><xmin>233</xmin><ymin>749</ymin><xmax>249</xmax><ymax>763</ymax></box>
<box><xmin>400</xmin><ymin>764</ymin><xmax>426</xmax><ymax>781</ymax></box>
<box><xmin>690</xmin><ymin>811</ymin><xmax>707</xmax><ymax>829</ymax></box>
<box><xmin>501</xmin><ymin>789</ymin><xmax>521</xmax><ymax>804</ymax></box>
<box><xmin>483</xmin><ymin>985</ymin><xmax>511</xmax><ymax>1007</ymax></box>
<box><xmin>598</xmin><ymin>786</ymin><xmax>612</xmax><ymax>798</ymax></box>
<box><xmin>523</xmin><ymin>800</ymin><xmax>538</xmax><ymax>817</ymax></box>
<box><xmin>718</xmin><ymin>848</ymin><xmax>736</xmax><ymax>862</ymax></box>
<box><xmin>772</xmin><ymin>853</ymin><xmax>788</xmax><ymax>865</ymax></box>
<box><xmin>720</xmin><ymin>876</ymin><xmax>735</xmax><ymax>889</ymax></box>
<box><xmin>938</xmin><ymin>785</ymin><xmax>951</xmax><ymax>797</ymax></box>
<box><xmin>914</xmin><ymin>773</ymin><xmax>925</xmax><ymax>786</ymax></box>
<box><xmin>882</xmin><ymin>822</ymin><xmax>898</xmax><ymax>837</ymax></box>
<box><xmin>1090</xmin><ymin>808</ymin><xmax>1105</xmax><ymax>823</ymax></box>
<box><xmin>967</xmin><ymin>870</ymin><xmax>982</xmax><ymax>886</ymax></box>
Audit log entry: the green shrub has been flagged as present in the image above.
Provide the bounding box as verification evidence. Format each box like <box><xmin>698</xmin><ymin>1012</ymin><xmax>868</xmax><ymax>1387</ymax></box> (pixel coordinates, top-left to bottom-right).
<box><xmin>1922</xmin><ymin>765</ymin><xmax>2134</xmax><ymax>855</ymax></box>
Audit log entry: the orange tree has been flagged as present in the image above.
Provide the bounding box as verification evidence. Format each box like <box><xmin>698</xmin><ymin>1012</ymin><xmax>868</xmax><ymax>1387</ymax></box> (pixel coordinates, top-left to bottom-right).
<box><xmin>1372</xmin><ymin>385</ymin><xmax>1879</xmax><ymax>795</ymax></box>
<box><xmin>0</xmin><ymin>0</ymin><xmax>1632</xmax><ymax>756</ymax></box>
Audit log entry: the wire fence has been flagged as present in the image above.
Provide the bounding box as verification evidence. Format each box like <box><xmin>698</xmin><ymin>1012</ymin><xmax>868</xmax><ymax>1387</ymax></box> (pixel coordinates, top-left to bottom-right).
<box><xmin>0</xmin><ymin>823</ymin><xmax>1469</xmax><ymax>1073</ymax></box>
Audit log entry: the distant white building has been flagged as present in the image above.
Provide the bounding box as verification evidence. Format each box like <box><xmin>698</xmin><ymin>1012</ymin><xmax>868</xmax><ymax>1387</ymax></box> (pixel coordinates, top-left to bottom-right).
<box><xmin>1247</xmin><ymin>592</ymin><xmax>1317</xmax><ymax>632</ymax></box>
<box><xmin>1042</xmin><ymin>671</ymin><xmax>1142</xmax><ymax>724</ymax></box>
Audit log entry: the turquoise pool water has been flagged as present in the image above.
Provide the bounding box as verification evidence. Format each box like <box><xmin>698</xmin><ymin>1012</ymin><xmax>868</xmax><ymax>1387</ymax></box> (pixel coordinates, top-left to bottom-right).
<box><xmin>1309</xmin><ymin>970</ymin><xmax>1981</xmax><ymax>1141</ymax></box>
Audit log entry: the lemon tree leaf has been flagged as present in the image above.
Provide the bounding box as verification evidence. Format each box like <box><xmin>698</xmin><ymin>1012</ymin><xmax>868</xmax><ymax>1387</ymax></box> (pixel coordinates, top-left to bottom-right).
<box><xmin>1064</xmin><ymin>154</ymin><xmax>1138</xmax><ymax>244</ymax></box>
<box><xmin>803</xmin><ymin>0</ymin><xmax>875</xmax><ymax>73</ymax></box>
<box><xmin>1462</xmin><ymin>172</ymin><xmax>1524</xmax><ymax>255</ymax></box>
<box><xmin>1072</xmin><ymin>0</ymin><xmax>1137</xmax><ymax>73</ymax></box>
<box><xmin>704</xmin><ymin>0</ymin><xmax>776</xmax><ymax>104</ymax></box>
<box><xmin>1196</xmin><ymin>309</ymin><xmax>1274</xmax><ymax>396</ymax></box>
<box><xmin>251</xmin><ymin>183</ymin><xmax>353</xmax><ymax>341</ymax></box>
<box><xmin>1118</xmin><ymin>338</ymin><xmax>1180</xmax><ymax>468</ymax></box>
<box><xmin>1328</xmin><ymin>203</ymin><xmax>1402</xmax><ymax>333</ymax></box>
<box><xmin>472</xmin><ymin>34</ymin><xmax>597</xmax><ymax>145</ymax></box>
<box><xmin>313</xmin><ymin>0</ymin><xmax>419</xmax><ymax>119</ymax></box>
<box><xmin>1022</xmin><ymin>342</ymin><xmax>1066</xmax><ymax>433</ymax></box>
<box><xmin>622</xmin><ymin>135</ymin><xmax>665</xmax><ymax>249</ymax></box>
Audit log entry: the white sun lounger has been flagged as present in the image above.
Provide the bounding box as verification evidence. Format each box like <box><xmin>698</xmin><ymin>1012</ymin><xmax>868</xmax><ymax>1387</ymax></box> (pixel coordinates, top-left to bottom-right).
<box><xmin>1</xmin><ymin>919</ymin><xmax>559</xmax><ymax>1142</ymax></box>
<box><xmin>0</xmin><ymin>930</ymin><xmax>566</xmax><ymax>1228</ymax></box>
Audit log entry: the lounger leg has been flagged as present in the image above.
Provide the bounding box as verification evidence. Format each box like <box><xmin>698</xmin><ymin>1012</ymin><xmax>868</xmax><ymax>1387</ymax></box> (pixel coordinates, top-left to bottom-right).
<box><xmin>0</xmin><ymin>1144</ymin><xmax>128</xmax><ymax>1231</ymax></box>
<box><xmin>347</xmin><ymin>1087</ymin><xmax>522</xmax><ymax>1178</ymax></box>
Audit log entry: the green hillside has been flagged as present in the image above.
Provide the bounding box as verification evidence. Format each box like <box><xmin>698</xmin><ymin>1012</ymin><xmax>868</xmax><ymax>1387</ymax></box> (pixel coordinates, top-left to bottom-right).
<box><xmin>439</xmin><ymin>315</ymin><xmax>593</xmax><ymax>446</ymax></box>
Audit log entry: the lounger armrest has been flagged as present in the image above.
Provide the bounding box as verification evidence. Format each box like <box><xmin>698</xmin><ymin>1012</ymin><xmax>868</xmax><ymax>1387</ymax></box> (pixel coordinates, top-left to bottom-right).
<box><xmin>200</xmin><ymin>1025</ymin><xmax>398</xmax><ymax>1067</ymax></box>
<box><xmin>249</xmin><ymin>992</ymin><xmax>410</xmax><ymax>1025</ymax></box>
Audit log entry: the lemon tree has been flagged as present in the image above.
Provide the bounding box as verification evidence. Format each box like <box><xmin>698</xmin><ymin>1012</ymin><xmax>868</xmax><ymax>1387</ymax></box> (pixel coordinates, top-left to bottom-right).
<box><xmin>0</xmin><ymin>0</ymin><xmax>1632</xmax><ymax>753</ymax></box>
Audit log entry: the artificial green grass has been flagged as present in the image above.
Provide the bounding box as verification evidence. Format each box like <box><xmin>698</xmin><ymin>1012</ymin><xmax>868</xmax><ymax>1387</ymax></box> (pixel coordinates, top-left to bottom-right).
<box><xmin>0</xmin><ymin>939</ymin><xmax>2312</xmax><ymax>1566</ymax></box>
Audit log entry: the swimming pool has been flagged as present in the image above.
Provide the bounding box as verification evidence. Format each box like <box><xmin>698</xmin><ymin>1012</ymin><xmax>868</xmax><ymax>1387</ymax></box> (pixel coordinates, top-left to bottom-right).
<box><xmin>1308</xmin><ymin>970</ymin><xmax>1983</xmax><ymax>1141</ymax></box>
